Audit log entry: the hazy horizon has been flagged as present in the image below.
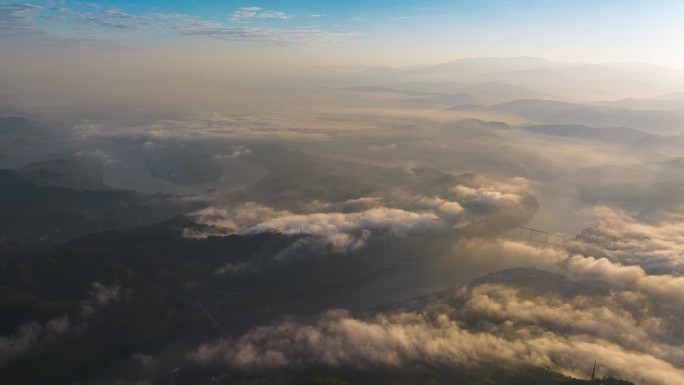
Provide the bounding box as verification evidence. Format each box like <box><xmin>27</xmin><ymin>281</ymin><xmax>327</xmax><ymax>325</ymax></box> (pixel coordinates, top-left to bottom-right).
<box><xmin>4</xmin><ymin>0</ymin><xmax>684</xmax><ymax>118</ymax></box>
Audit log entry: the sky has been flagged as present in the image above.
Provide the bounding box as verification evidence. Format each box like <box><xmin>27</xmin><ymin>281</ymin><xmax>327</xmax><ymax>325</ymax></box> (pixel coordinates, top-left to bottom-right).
<box><xmin>3</xmin><ymin>0</ymin><xmax>684</xmax><ymax>117</ymax></box>
<box><xmin>2</xmin><ymin>0</ymin><xmax>684</xmax><ymax>68</ymax></box>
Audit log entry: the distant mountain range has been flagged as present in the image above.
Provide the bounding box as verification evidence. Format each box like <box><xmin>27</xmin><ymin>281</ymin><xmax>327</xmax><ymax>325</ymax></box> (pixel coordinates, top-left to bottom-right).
<box><xmin>337</xmin><ymin>57</ymin><xmax>684</xmax><ymax>102</ymax></box>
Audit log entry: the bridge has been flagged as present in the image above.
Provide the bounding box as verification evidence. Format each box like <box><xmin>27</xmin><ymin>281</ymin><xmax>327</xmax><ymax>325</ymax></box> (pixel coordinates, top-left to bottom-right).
<box><xmin>506</xmin><ymin>226</ymin><xmax>570</xmax><ymax>246</ymax></box>
<box><xmin>195</xmin><ymin>224</ymin><xmax>573</xmax><ymax>338</ymax></box>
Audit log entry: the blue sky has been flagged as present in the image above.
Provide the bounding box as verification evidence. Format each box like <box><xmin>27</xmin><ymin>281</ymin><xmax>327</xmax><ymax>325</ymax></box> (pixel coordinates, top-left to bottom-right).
<box><xmin>2</xmin><ymin>0</ymin><xmax>684</xmax><ymax>67</ymax></box>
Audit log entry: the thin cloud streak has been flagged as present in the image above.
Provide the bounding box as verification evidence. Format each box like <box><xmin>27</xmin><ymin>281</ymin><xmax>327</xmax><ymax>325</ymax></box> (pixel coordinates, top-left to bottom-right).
<box><xmin>1</xmin><ymin>2</ymin><xmax>357</xmax><ymax>46</ymax></box>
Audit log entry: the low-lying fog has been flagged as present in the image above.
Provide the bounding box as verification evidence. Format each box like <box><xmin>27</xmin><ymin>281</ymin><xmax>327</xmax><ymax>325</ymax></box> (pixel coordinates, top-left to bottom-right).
<box><xmin>3</xmin><ymin>57</ymin><xmax>684</xmax><ymax>384</ymax></box>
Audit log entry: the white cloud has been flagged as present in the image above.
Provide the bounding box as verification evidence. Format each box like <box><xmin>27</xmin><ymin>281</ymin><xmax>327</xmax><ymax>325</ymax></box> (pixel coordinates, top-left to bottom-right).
<box><xmin>412</xmin><ymin>195</ymin><xmax>464</xmax><ymax>217</ymax></box>
<box><xmin>0</xmin><ymin>316</ymin><xmax>70</xmax><ymax>366</ymax></box>
<box><xmin>213</xmin><ymin>145</ymin><xmax>252</xmax><ymax>160</ymax></box>
<box><xmin>230</xmin><ymin>6</ymin><xmax>292</xmax><ymax>22</ymax></box>
<box><xmin>240</xmin><ymin>207</ymin><xmax>442</xmax><ymax>253</ymax></box>
<box><xmin>185</xmin><ymin>210</ymin><xmax>684</xmax><ymax>384</ymax></box>
<box><xmin>569</xmin><ymin>206</ymin><xmax>684</xmax><ymax>274</ymax></box>
<box><xmin>183</xmin><ymin>174</ymin><xmax>537</xmax><ymax>255</ymax></box>
<box><xmin>215</xmin><ymin>262</ymin><xmax>249</xmax><ymax>275</ymax></box>
<box><xmin>4</xmin><ymin>3</ymin><xmax>351</xmax><ymax>47</ymax></box>
<box><xmin>256</xmin><ymin>11</ymin><xmax>291</xmax><ymax>20</ymax></box>
<box><xmin>0</xmin><ymin>281</ymin><xmax>123</xmax><ymax>367</ymax></box>
<box><xmin>367</xmin><ymin>143</ymin><xmax>397</xmax><ymax>151</ymax></box>
<box><xmin>0</xmin><ymin>3</ymin><xmax>42</xmax><ymax>36</ymax></box>
<box><xmin>450</xmin><ymin>178</ymin><xmax>529</xmax><ymax>208</ymax></box>
<box><xmin>189</xmin><ymin>307</ymin><xmax>684</xmax><ymax>385</ymax></box>
<box><xmin>185</xmin><ymin>203</ymin><xmax>291</xmax><ymax>238</ymax></box>
<box><xmin>81</xmin><ymin>281</ymin><xmax>122</xmax><ymax>316</ymax></box>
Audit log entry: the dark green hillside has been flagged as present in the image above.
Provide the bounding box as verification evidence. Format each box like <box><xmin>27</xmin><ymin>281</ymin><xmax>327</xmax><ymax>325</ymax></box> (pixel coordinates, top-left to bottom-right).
<box><xmin>0</xmin><ymin>168</ymin><xmax>203</xmax><ymax>247</ymax></box>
